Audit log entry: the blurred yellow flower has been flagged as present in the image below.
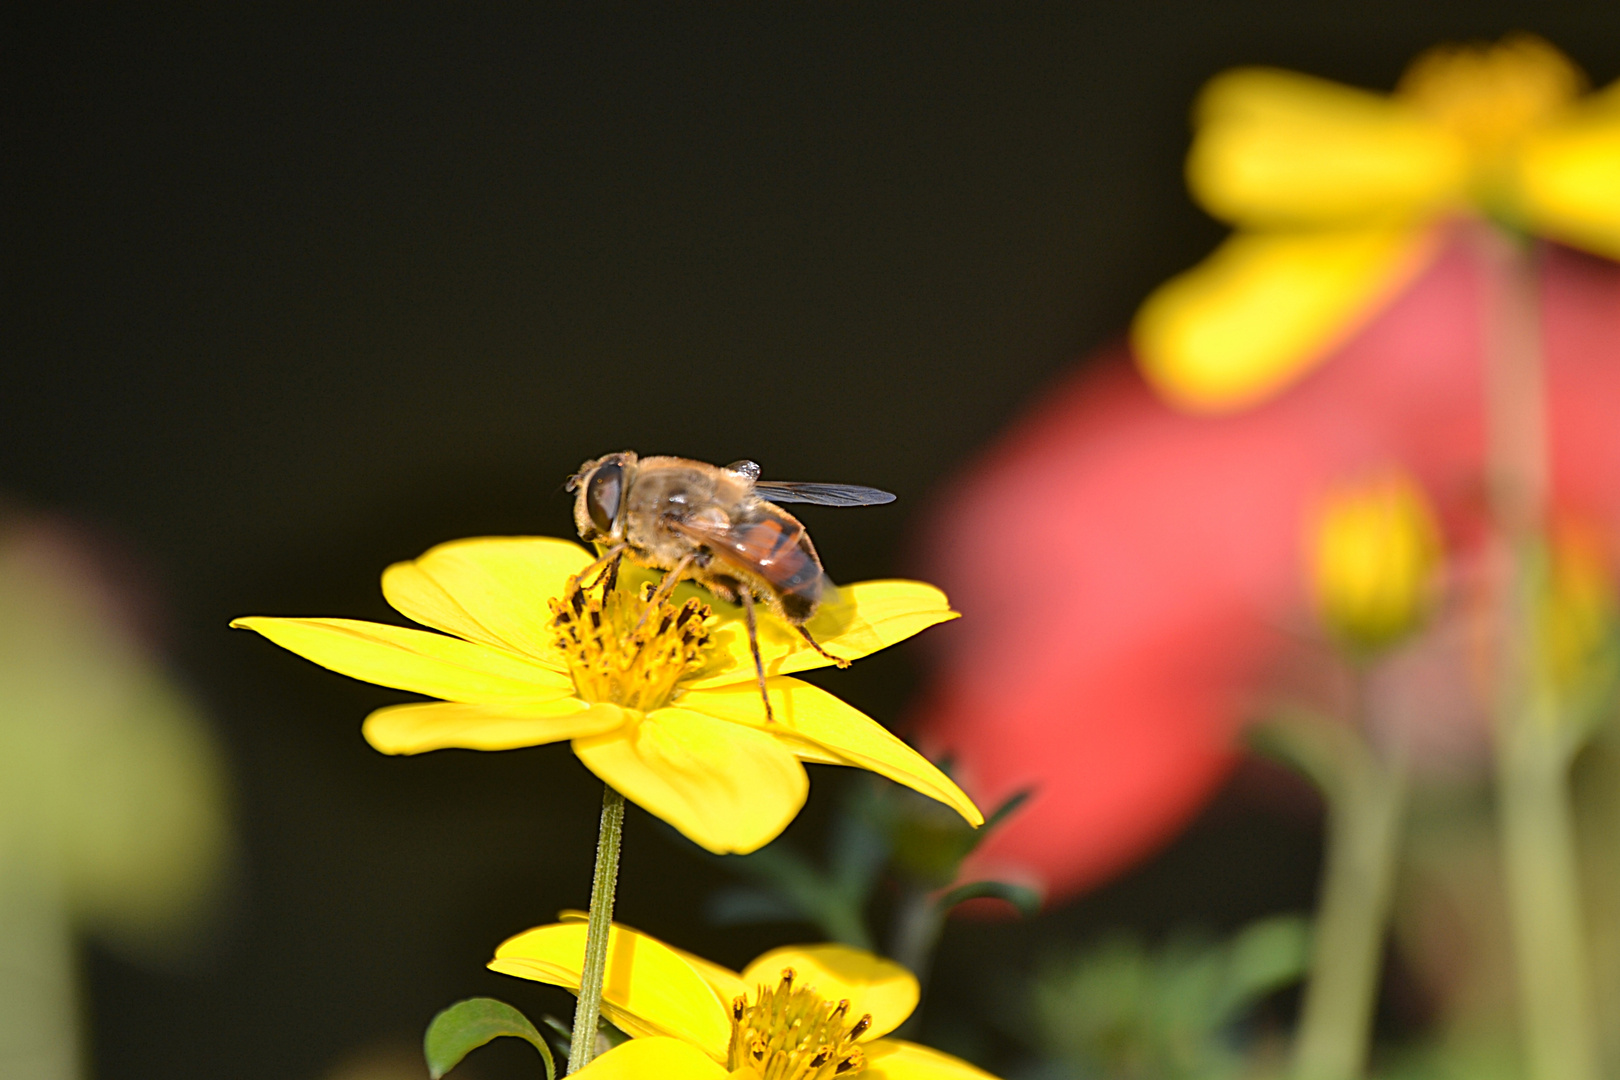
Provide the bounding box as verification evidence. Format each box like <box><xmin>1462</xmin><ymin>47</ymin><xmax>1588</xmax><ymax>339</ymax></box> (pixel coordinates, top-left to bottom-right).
<box><xmin>490</xmin><ymin>919</ymin><xmax>999</xmax><ymax>1078</ymax></box>
<box><xmin>233</xmin><ymin>536</ymin><xmax>979</xmax><ymax>854</ymax></box>
<box><xmin>1309</xmin><ymin>473</ymin><xmax>1442</xmax><ymax>652</ymax></box>
<box><xmin>1134</xmin><ymin>35</ymin><xmax>1620</xmax><ymax>410</ymax></box>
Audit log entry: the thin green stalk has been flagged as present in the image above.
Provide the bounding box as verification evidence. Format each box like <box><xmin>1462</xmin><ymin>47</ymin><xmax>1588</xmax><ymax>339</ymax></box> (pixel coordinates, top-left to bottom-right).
<box><xmin>1496</xmin><ymin>679</ymin><xmax>1594</xmax><ymax>1080</ymax></box>
<box><xmin>887</xmin><ymin>884</ymin><xmax>945</xmax><ymax>1041</ymax></box>
<box><xmin>1290</xmin><ymin>730</ymin><xmax>1407</xmax><ymax>1080</ymax></box>
<box><xmin>0</xmin><ymin>857</ymin><xmax>82</xmax><ymax>1080</ymax></box>
<box><xmin>1480</xmin><ymin>224</ymin><xmax>1597</xmax><ymax>1080</ymax></box>
<box><xmin>567</xmin><ymin>784</ymin><xmax>626</xmax><ymax>1076</ymax></box>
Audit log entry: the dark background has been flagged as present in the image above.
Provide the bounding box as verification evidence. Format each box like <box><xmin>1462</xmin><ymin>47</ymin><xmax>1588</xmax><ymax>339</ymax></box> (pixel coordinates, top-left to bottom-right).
<box><xmin>4</xmin><ymin>5</ymin><xmax>1619</xmax><ymax>1077</ymax></box>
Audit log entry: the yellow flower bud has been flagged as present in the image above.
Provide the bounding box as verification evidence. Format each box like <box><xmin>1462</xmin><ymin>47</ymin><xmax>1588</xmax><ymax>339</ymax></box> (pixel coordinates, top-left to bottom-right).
<box><xmin>1309</xmin><ymin>474</ymin><xmax>1442</xmax><ymax>652</ymax></box>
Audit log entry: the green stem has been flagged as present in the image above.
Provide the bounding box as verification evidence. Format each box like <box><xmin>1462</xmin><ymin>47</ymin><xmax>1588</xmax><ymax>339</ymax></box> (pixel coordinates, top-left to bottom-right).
<box><xmin>0</xmin><ymin>858</ymin><xmax>83</xmax><ymax>1080</ymax></box>
<box><xmin>887</xmin><ymin>884</ymin><xmax>945</xmax><ymax>1040</ymax></box>
<box><xmin>1496</xmin><ymin>685</ymin><xmax>1594</xmax><ymax>1080</ymax></box>
<box><xmin>1290</xmin><ymin>720</ymin><xmax>1408</xmax><ymax>1080</ymax></box>
<box><xmin>567</xmin><ymin>784</ymin><xmax>625</xmax><ymax>1075</ymax></box>
<box><xmin>1479</xmin><ymin>225</ymin><xmax>1598</xmax><ymax>1080</ymax></box>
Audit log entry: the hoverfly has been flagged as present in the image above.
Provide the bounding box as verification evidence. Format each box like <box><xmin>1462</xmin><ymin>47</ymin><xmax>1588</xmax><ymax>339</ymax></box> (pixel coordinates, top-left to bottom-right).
<box><xmin>566</xmin><ymin>452</ymin><xmax>895</xmax><ymax>720</ymax></box>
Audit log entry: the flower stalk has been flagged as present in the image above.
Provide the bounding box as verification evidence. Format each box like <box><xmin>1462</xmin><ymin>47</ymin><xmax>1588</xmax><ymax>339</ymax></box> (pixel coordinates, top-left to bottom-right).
<box><xmin>566</xmin><ymin>783</ymin><xmax>625</xmax><ymax>1075</ymax></box>
<box><xmin>1289</xmin><ymin>709</ymin><xmax>1408</xmax><ymax>1080</ymax></box>
<box><xmin>1481</xmin><ymin>224</ymin><xmax>1598</xmax><ymax>1080</ymax></box>
<box><xmin>0</xmin><ymin>859</ymin><xmax>83</xmax><ymax>1080</ymax></box>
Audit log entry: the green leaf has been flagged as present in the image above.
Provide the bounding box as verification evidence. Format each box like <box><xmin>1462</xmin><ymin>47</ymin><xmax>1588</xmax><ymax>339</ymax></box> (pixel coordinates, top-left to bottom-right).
<box><xmin>935</xmin><ymin>878</ymin><xmax>1043</xmax><ymax>917</ymax></box>
<box><xmin>424</xmin><ymin>997</ymin><xmax>556</xmax><ymax>1080</ymax></box>
<box><xmin>1213</xmin><ymin>914</ymin><xmax>1311</xmax><ymax>1024</ymax></box>
<box><xmin>973</xmin><ymin>788</ymin><xmax>1034</xmax><ymax>846</ymax></box>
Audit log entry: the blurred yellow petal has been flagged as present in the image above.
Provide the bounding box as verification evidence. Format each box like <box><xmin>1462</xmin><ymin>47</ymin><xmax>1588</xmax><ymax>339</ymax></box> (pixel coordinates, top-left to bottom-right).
<box><xmin>1516</xmin><ymin>87</ymin><xmax>1620</xmax><ymax>260</ymax></box>
<box><xmin>572</xmin><ymin>1037</ymin><xmax>730</xmax><ymax>1079</ymax></box>
<box><xmin>572</xmin><ymin>708</ymin><xmax>808</xmax><ymax>854</ymax></box>
<box><xmin>490</xmin><ymin>922</ymin><xmax>731</xmax><ymax>1058</ymax></box>
<box><xmin>680</xmin><ymin>679</ymin><xmax>983</xmax><ymax>826</ymax></box>
<box><xmin>1132</xmin><ymin>226</ymin><xmax>1434</xmax><ymax>411</ymax></box>
<box><xmin>1190</xmin><ymin>67</ymin><xmax>1466</xmax><ymax>226</ymax></box>
<box><xmin>381</xmin><ymin>536</ymin><xmax>592</xmax><ymax>664</ymax></box>
<box><xmin>689</xmin><ymin>580</ymin><xmax>958</xmax><ymax>688</ymax></box>
<box><xmin>230</xmin><ymin>616</ymin><xmax>573</xmax><ymax>701</ymax></box>
<box><xmin>362</xmin><ymin>699</ymin><xmax>622</xmax><ymax>754</ymax></box>
<box><xmin>740</xmin><ymin>945</ymin><xmax>919</xmax><ymax>1041</ymax></box>
<box><xmin>863</xmin><ymin>1039</ymin><xmax>1001</xmax><ymax>1079</ymax></box>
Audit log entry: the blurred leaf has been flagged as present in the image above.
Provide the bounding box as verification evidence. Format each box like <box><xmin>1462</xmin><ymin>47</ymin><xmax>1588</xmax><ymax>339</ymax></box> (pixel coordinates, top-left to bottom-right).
<box><xmin>936</xmin><ymin>879</ymin><xmax>1043</xmax><ymax>918</ymax></box>
<box><xmin>423</xmin><ymin>998</ymin><xmax>555</xmax><ymax>1080</ymax></box>
<box><xmin>715</xmin><ymin>843</ymin><xmax>875</xmax><ymax>950</ymax></box>
<box><xmin>826</xmin><ymin>793</ymin><xmax>891</xmax><ymax>893</ymax></box>
<box><xmin>971</xmin><ymin>788</ymin><xmax>1035</xmax><ymax>852</ymax></box>
<box><xmin>1028</xmin><ymin>915</ymin><xmax>1308</xmax><ymax>1080</ymax></box>
<box><xmin>540</xmin><ymin>1013</ymin><xmax>573</xmax><ymax>1059</ymax></box>
<box><xmin>1376</xmin><ymin>1035</ymin><xmax>1520</xmax><ymax>1080</ymax></box>
<box><xmin>891</xmin><ymin>786</ymin><xmax>1033</xmax><ymax>887</ymax></box>
<box><xmin>710</xmin><ymin>778</ymin><xmax>1035</xmax><ymax>966</ymax></box>
<box><xmin>707</xmin><ymin>885</ymin><xmax>811</xmax><ymax>926</ymax></box>
<box><xmin>1212</xmin><ymin>914</ymin><xmax>1312</xmax><ymax>1025</ymax></box>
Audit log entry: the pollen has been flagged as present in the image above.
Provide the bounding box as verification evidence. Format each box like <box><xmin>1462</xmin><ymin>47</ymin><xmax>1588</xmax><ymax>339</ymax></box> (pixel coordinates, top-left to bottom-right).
<box><xmin>727</xmin><ymin>968</ymin><xmax>871</xmax><ymax>1079</ymax></box>
<box><xmin>550</xmin><ymin>570</ymin><xmax>713</xmax><ymax>712</ymax></box>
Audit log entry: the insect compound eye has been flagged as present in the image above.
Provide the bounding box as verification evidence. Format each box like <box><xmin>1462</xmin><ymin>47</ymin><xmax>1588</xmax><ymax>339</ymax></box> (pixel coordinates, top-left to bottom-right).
<box><xmin>585</xmin><ymin>463</ymin><xmax>623</xmax><ymax>535</ymax></box>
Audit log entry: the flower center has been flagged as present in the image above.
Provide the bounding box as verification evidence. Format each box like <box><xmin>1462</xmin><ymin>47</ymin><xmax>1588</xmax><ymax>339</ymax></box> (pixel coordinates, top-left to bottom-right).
<box><xmin>1398</xmin><ymin>36</ymin><xmax>1582</xmax><ymax>161</ymax></box>
<box><xmin>549</xmin><ymin>570</ymin><xmax>713</xmax><ymax>712</ymax></box>
<box><xmin>728</xmin><ymin>968</ymin><xmax>871</xmax><ymax>1079</ymax></box>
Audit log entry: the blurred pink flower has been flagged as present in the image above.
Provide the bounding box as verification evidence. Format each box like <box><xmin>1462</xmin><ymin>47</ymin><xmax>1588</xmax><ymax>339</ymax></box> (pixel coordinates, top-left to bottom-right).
<box><xmin>910</xmin><ymin>232</ymin><xmax>1620</xmax><ymax>902</ymax></box>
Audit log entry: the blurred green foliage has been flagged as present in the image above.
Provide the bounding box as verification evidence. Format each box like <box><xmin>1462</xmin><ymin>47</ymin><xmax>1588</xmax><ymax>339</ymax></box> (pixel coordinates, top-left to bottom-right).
<box><xmin>1024</xmin><ymin>915</ymin><xmax>1309</xmax><ymax>1080</ymax></box>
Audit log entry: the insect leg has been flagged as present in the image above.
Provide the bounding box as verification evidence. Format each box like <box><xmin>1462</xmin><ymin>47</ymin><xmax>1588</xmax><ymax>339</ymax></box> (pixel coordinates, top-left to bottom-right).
<box><xmin>579</xmin><ymin>543</ymin><xmax>628</xmax><ymax>589</ymax></box>
<box><xmin>797</xmin><ymin>625</ymin><xmax>851</xmax><ymax>669</ymax></box>
<box><xmin>583</xmin><ymin>548</ymin><xmax>624</xmax><ymax>593</ymax></box>
<box><xmin>739</xmin><ymin>589</ymin><xmax>775</xmax><ymax>723</ymax></box>
<box><xmin>635</xmin><ymin>552</ymin><xmax>697</xmax><ymax>629</ymax></box>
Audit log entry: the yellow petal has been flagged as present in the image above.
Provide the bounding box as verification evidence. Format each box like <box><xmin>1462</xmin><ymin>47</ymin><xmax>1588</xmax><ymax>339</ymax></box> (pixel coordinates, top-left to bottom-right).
<box><xmin>679</xmin><ymin>679</ymin><xmax>983</xmax><ymax>827</ymax></box>
<box><xmin>230</xmin><ymin>616</ymin><xmax>573</xmax><ymax>701</ymax></box>
<box><xmin>1190</xmin><ymin>67</ymin><xmax>1466</xmax><ymax>226</ymax></box>
<box><xmin>552</xmin><ymin>911</ymin><xmax>752</xmax><ymax>1005</ymax></box>
<box><xmin>740</xmin><ymin>945</ymin><xmax>919</xmax><ymax>1041</ymax></box>
<box><xmin>362</xmin><ymin>699</ymin><xmax>623</xmax><ymax>754</ymax></box>
<box><xmin>1132</xmin><ymin>226</ymin><xmax>1434</xmax><ymax>411</ymax></box>
<box><xmin>572</xmin><ymin>708</ymin><xmax>809</xmax><ymax>854</ymax></box>
<box><xmin>381</xmin><ymin>536</ymin><xmax>594</xmax><ymax>665</ymax></box>
<box><xmin>571</xmin><ymin>1037</ymin><xmax>730</xmax><ymax>1079</ymax></box>
<box><xmin>489</xmin><ymin>922</ymin><xmax>732</xmax><ymax>1059</ymax></box>
<box><xmin>863</xmin><ymin>1039</ymin><xmax>1002</xmax><ymax>1079</ymax></box>
<box><xmin>659</xmin><ymin>945</ymin><xmax>749</xmax><ymax>1006</ymax></box>
<box><xmin>689</xmin><ymin>580</ymin><xmax>959</xmax><ymax>688</ymax></box>
<box><xmin>1516</xmin><ymin>87</ymin><xmax>1620</xmax><ymax>260</ymax></box>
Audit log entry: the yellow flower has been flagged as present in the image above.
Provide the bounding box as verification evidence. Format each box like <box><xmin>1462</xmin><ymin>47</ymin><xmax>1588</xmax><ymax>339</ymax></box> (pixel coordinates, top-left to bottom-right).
<box><xmin>1309</xmin><ymin>473</ymin><xmax>1442</xmax><ymax>652</ymax></box>
<box><xmin>489</xmin><ymin>919</ymin><xmax>1000</xmax><ymax>1079</ymax></box>
<box><xmin>1134</xmin><ymin>34</ymin><xmax>1620</xmax><ymax>410</ymax></box>
<box><xmin>232</xmin><ymin>536</ymin><xmax>979</xmax><ymax>854</ymax></box>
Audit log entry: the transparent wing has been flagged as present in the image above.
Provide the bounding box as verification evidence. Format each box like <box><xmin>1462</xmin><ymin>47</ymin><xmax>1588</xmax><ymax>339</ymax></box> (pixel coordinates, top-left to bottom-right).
<box><xmin>753</xmin><ymin>481</ymin><xmax>897</xmax><ymax>507</ymax></box>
